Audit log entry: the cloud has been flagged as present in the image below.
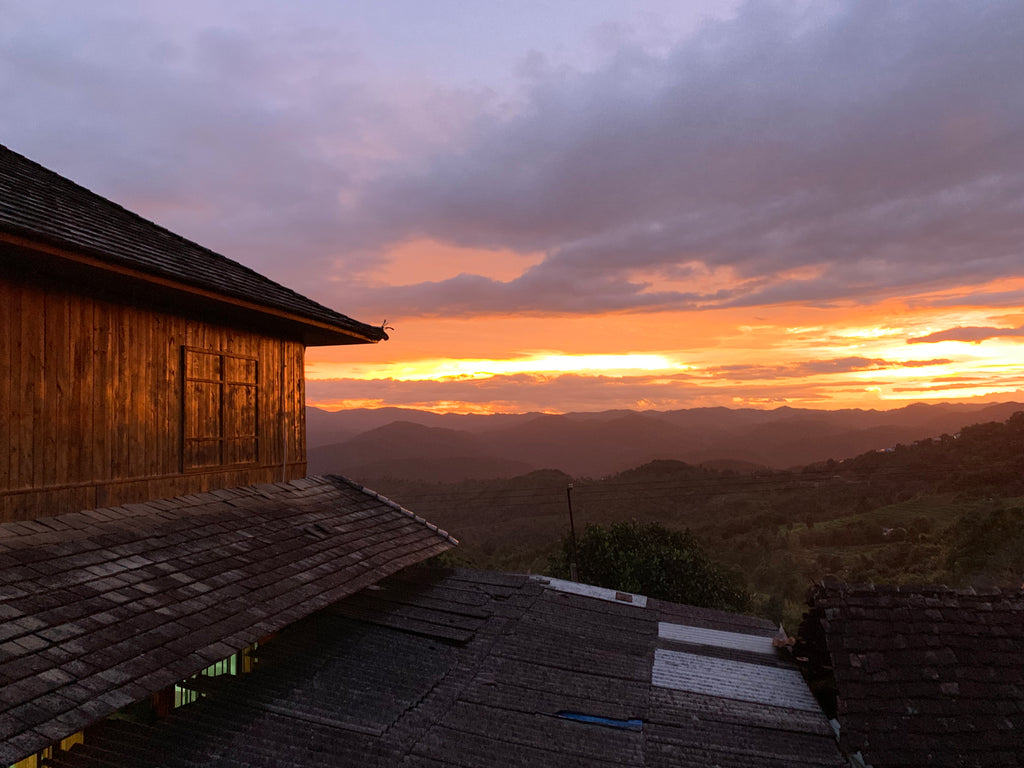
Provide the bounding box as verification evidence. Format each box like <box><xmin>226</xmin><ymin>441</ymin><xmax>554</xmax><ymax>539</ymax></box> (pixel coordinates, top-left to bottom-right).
<box><xmin>3</xmin><ymin>1</ymin><xmax>1024</xmax><ymax>319</ymax></box>
<box><xmin>917</xmin><ymin>287</ymin><xmax>1024</xmax><ymax>309</ymax></box>
<box><xmin>345</xmin><ymin>1</ymin><xmax>1024</xmax><ymax>316</ymax></box>
<box><xmin>304</xmin><ymin>351</ymin><xmax>961</xmax><ymax>411</ymax></box>
<box><xmin>908</xmin><ymin>325</ymin><xmax>1024</xmax><ymax>344</ymax></box>
<box><xmin>342</xmin><ymin>269</ymin><xmax>724</xmax><ymax>317</ymax></box>
<box><xmin>892</xmin><ymin>380</ymin><xmax>1013</xmax><ymax>393</ymax></box>
<box><xmin>708</xmin><ymin>356</ymin><xmax>952</xmax><ymax>380</ymax></box>
<box><xmin>304</xmin><ymin>371</ymin><xmax>838</xmax><ymax>413</ymax></box>
<box><xmin>0</xmin><ymin>1</ymin><xmax>486</xmax><ymax>283</ymax></box>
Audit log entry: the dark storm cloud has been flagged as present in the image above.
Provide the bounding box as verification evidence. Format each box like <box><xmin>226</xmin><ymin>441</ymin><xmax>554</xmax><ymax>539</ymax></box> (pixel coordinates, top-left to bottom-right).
<box><xmin>908</xmin><ymin>325</ymin><xmax>1024</xmax><ymax>344</ymax></box>
<box><xmin>351</xmin><ymin>0</ymin><xmax>1024</xmax><ymax>316</ymax></box>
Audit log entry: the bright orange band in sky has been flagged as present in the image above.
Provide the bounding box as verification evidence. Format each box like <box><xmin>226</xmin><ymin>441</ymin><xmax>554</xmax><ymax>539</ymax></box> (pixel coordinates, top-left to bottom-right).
<box><xmin>306</xmin><ymin>271</ymin><xmax>1024</xmax><ymax>414</ymax></box>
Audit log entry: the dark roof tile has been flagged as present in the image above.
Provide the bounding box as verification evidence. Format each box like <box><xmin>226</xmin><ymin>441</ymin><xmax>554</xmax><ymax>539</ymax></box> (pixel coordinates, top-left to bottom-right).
<box><xmin>45</xmin><ymin>568</ymin><xmax>843</xmax><ymax>767</ymax></box>
<box><xmin>0</xmin><ymin>475</ymin><xmax>454</xmax><ymax>762</ymax></box>
<box><xmin>800</xmin><ymin>583</ymin><xmax>1024</xmax><ymax>768</ymax></box>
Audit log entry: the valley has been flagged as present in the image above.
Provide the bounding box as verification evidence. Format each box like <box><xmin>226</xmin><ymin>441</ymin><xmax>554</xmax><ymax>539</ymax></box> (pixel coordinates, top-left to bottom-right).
<box><xmin>313</xmin><ymin>403</ymin><xmax>1024</xmax><ymax>630</ymax></box>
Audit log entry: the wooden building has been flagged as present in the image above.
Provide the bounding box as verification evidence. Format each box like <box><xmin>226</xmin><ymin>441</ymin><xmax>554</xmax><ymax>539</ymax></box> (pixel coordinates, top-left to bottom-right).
<box><xmin>0</xmin><ymin>144</ymin><xmax>458</xmax><ymax>766</ymax></box>
<box><xmin>0</xmin><ymin>143</ymin><xmax>387</xmax><ymax>522</ymax></box>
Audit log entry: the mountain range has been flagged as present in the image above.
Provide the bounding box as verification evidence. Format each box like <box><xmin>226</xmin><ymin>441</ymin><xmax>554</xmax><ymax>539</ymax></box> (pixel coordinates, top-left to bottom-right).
<box><xmin>306</xmin><ymin>401</ymin><xmax>1023</xmax><ymax>482</ymax></box>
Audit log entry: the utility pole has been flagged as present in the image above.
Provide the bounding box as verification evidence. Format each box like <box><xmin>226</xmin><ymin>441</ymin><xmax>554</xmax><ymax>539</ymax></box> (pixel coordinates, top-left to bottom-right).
<box><xmin>566</xmin><ymin>483</ymin><xmax>580</xmax><ymax>582</ymax></box>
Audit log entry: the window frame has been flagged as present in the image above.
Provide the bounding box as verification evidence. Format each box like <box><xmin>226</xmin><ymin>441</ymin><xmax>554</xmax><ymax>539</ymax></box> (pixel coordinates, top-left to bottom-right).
<box><xmin>181</xmin><ymin>346</ymin><xmax>260</xmax><ymax>471</ymax></box>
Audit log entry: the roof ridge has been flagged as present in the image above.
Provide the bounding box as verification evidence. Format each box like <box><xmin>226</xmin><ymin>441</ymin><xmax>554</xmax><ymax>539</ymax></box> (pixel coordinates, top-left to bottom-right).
<box><xmin>812</xmin><ymin>580</ymin><xmax>1024</xmax><ymax>598</ymax></box>
<box><xmin>320</xmin><ymin>473</ymin><xmax>460</xmax><ymax>546</ymax></box>
<box><xmin>0</xmin><ymin>142</ymin><xmax>260</xmax><ymax>278</ymax></box>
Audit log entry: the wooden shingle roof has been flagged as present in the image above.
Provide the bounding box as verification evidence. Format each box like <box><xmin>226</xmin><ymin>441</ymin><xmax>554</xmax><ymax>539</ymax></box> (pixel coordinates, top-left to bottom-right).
<box><xmin>799</xmin><ymin>582</ymin><xmax>1024</xmax><ymax>768</ymax></box>
<box><xmin>0</xmin><ymin>143</ymin><xmax>386</xmax><ymax>345</ymax></box>
<box><xmin>42</xmin><ymin>569</ymin><xmax>846</xmax><ymax>767</ymax></box>
<box><xmin>0</xmin><ymin>475</ymin><xmax>455</xmax><ymax>764</ymax></box>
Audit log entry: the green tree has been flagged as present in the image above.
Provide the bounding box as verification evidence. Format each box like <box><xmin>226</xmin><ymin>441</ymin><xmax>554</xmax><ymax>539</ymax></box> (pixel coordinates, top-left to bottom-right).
<box><xmin>549</xmin><ymin>520</ymin><xmax>750</xmax><ymax>612</ymax></box>
<box><xmin>945</xmin><ymin>504</ymin><xmax>1024</xmax><ymax>580</ymax></box>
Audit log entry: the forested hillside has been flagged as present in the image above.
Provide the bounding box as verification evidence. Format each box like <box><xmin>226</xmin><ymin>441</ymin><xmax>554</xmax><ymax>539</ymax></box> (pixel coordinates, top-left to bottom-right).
<box><xmin>365</xmin><ymin>411</ymin><xmax>1024</xmax><ymax>629</ymax></box>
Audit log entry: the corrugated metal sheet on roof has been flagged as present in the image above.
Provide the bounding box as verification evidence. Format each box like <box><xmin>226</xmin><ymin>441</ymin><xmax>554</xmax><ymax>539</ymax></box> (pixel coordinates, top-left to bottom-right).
<box><xmin>658</xmin><ymin>621</ymin><xmax>776</xmax><ymax>654</ymax></box>
<box><xmin>652</xmin><ymin>648</ymin><xmax>822</xmax><ymax>711</ymax></box>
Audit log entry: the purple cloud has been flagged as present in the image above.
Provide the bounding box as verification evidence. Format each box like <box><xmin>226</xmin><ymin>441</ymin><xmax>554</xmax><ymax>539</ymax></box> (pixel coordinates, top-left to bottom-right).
<box><xmin>709</xmin><ymin>356</ymin><xmax>953</xmax><ymax>380</ymax></box>
<box><xmin>3</xmin><ymin>1</ymin><xmax>1024</xmax><ymax>319</ymax></box>
<box><xmin>345</xmin><ymin>1</ymin><xmax>1024</xmax><ymax>316</ymax></box>
<box><xmin>908</xmin><ymin>325</ymin><xmax>1024</xmax><ymax>344</ymax></box>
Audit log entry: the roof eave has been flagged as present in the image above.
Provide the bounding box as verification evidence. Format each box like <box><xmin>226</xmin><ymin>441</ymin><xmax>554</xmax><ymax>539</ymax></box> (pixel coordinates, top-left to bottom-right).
<box><xmin>0</xmin><ymin>229</ymin><xmax>388</xmax><ymax>346</ymax></box>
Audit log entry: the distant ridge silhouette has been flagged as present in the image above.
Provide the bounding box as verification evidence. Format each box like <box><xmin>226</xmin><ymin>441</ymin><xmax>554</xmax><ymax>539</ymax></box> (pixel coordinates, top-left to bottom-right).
<box><xmin>307</xmin><ymin>401</ymin><xmax>1023</xmax><ymax>481</ymax></box>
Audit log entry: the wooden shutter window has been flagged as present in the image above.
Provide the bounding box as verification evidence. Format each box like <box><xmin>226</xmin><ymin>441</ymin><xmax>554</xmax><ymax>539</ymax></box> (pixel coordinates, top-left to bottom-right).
<box><xmin>183</xmin><ymin>348</ymin><xmax>258</xmax><ymax>470</ymax></box>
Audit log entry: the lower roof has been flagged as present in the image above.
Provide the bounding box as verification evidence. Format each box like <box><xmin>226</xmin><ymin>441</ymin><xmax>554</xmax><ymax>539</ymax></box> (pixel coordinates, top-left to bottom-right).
<box><xmin>0</xmin><ymin>475</ymin><xmax>456</xmax><ymax>764</ymax></box>
<box><xmin>800</xmin><ymin>582</ymin><xmax>1024</xmax><ymax>768</ymax></box>
<box><xmin>47</xmin><ymin>568</ymin><xmax>845</xmax><ymax>768</ymax></box>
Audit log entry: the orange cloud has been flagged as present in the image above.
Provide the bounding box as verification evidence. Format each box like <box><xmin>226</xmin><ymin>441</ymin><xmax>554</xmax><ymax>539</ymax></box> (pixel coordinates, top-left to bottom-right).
<box><xmin>306</xmin><ymin>298</ymin><xmax>1024</xmax><ymax>414</ymax></box>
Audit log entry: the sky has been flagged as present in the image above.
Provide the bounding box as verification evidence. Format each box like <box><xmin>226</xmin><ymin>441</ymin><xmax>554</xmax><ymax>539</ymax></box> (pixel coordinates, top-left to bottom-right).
<box><xmin>3</xmin><ymin>0</ymin><xmax>1024</xmax><ymax>414</ymax></box>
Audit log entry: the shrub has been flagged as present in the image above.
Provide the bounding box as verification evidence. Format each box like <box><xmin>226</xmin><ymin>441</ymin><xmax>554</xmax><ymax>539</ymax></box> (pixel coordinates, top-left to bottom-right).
<box><xmin>549</xmin><ymin>520</ymin><xmax>750</xmax><ymax>612</ymax></box>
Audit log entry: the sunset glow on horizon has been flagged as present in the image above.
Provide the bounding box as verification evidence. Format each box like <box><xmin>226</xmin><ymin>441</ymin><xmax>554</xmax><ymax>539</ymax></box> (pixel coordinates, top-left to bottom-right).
<box><xmin>307</xmin><ymin>353</ymin><xmax>690</xmax><ymax>382</ymax></box>
<box><xmin>304</xmin><ymin>284</ymin><xmax>1024</xmax><ymax>414</ymax></box>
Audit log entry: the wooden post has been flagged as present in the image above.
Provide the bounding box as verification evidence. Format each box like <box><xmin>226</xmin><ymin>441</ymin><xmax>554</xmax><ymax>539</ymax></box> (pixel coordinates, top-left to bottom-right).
<box><xmin>152</xmin><ymin>686</ymin><xmax>174</xmax><ymax>718</ymax></box>
<box><xmin>281</xmin><ymin>340</ymin><xmax>288</xmax><ymax>482</ymax></box>
<box><xmin>566</xmin><ymin>483</ymin><xmax>580</xmax><ymax>582</ymax></box>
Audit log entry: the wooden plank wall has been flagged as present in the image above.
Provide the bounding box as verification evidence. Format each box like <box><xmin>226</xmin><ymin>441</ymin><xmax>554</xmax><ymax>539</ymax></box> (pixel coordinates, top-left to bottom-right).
<box><xmin>0</xmin><ymin>274</ymin><xmax>309</xmax><ymax>523</ymax></box>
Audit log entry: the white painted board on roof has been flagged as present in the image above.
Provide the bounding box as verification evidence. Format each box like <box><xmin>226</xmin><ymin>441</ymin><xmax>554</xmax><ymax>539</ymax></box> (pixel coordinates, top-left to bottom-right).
<box><xmin>530</xmin><ymin>576</ymin><xmax>648</xmax><ymax>608</ymax></box>
<box><xmin>658</xmin><ymin>622</ymin><xmax>774</xmax><ymax>654</ymax></box>
<box><xmin>651</xmin><ymin>648</ymin><xmax>821</xmax><ymax>712</ymax></box>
